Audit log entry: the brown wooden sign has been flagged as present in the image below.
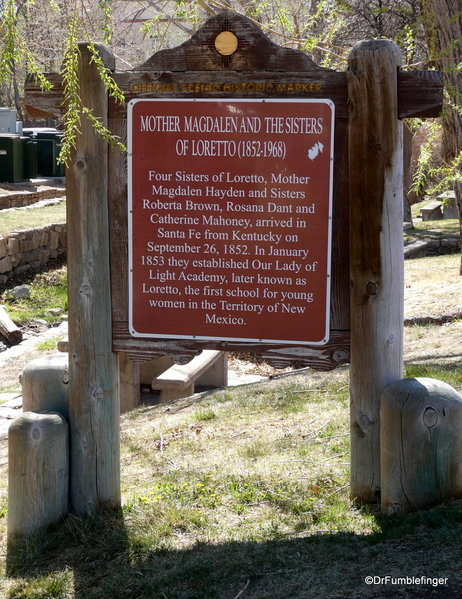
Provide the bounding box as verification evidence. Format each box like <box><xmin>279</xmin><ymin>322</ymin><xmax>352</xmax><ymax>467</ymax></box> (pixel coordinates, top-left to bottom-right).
<box><xmin>24</xmin><ymin>10</ymin><xmax>443</xmax><ymax>373</ymax></box>
<box><xmin>128</xmin><ymin>98</ymin><xmax>334</xmax><ymax>345</ymax></box>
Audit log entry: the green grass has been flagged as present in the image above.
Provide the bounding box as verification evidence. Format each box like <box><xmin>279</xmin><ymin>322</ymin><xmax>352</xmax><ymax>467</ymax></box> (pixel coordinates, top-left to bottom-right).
<box><xmin>193</xmin><ymin>407</ymin><xmax>217</xmax><ymax>422</ymax></box>
<box><xmin>35</xmin><ymin>338</ymin><xmax>61</xmax><ymax>351</ymax></box>
<box><xmin>404</xmin><ymin>362</ymin><xmax>462</xmax><ymax>386</ymax></box>
<box><xmin>404</xmin><ymin>218</ymin><xmax>459</xmax><ymax>243</ymax></box>
<box><xmin>0</xmin><ymin>202</ymin><xmax>66</xmax><ymax>237</ymax></box>
<box><xmin>2</xmin><ymin>363</ymin><xmax>462</xmax><ymax>598</ymax></box>
<box><xmin>1</xmin><ymin>266</ymin><xmax>67</xmax><ymax>325</ymax></box>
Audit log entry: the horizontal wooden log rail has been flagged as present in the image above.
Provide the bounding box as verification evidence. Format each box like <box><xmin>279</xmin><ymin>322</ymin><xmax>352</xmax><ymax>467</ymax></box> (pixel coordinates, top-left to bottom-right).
<box><xmin>25</xmin><ymin>69</ymin><xmax>443</xmax><ymax>121</ymax></box>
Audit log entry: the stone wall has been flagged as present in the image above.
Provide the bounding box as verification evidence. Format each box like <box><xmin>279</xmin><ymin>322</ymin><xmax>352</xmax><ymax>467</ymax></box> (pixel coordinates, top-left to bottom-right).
<box><xmin>0</xmin><ymin>223</ymin><xmax>67</xmax><ymax>284</ymax></box>
<box><xmin>0</xmin><ymin>187</ymin><xmax>65</xmax><ymax>210</ymax></box>
<box><xmin>425</xmin><ymin>237</ymin><xmax>460</xmax><ymax>256</ymax></box>
<box><xmin>404</xmin><ymin>237</ymin><xmax>460</xmax><ymax>259</ymax></box>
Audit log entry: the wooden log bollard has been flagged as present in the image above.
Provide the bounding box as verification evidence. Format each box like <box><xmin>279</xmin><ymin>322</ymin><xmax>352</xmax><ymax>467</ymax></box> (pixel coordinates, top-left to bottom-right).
<box><xmin>381</xmin><ymin>377</ymin><xmax>462</xmax><ymax>514</ymax></box>
<box><xmin>21</xmin><ymin>354</ymin><xmax>69</xmax><ymax>420</ymax></box>
<box><xmin>8</xmin><ymin>412</ymin><xmax>69</xmax><ymax>538</ymax></box>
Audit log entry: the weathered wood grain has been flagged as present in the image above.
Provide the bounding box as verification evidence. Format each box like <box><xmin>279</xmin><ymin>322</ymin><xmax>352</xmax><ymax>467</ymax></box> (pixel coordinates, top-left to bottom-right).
<box><xmin>24</xmin><ymin>72</ymin><xmax>65</xmax><ymax>117</ymax></box>
<box><xmin>21</xmin><ymin>354</ymin><xmax>69</xmax><ymax>420</ymax></box>
<box><xmin>8</xmin><ymin>412</ymin><xmax>69</xmax><ymax>538</ymax></box>
<box><xmin>397</xmin><ymin>69</ymin><xmax>444</xmax><ymax>118</ymax></box>
<box><xmin>112</xmin><ymin>322</ymin><xmax>349</xmax><ymax>371</ymax></box>
<box><xmin>348</xmin><ymin>40</ymin><xmax>405</xmax><ymax>504</ymax></box>
<box><xmin>0</xmin><ymin>305</ymin><xmax>22</xmax><ymax>345</ymax></box>
<box><xmin>110</xmin><ymin>71</ymin><xmax>349</xmax><ymax>117</ymax></box>
<box><xmin>136</xmin><ymin>11</ymin><xmax>328</xmax><ymax>73</ymax></box>
<box><xmin>330</xmin><ymin>119</ymin><xmax>350</xmax><ymax>331</ymax></box>
<box><xmin>66</xmin><ymin>43</ymin><xmax>120</xmax><ymax>515</ymax></box>
<box><xmin>108</xmin><ymin>117</ymin><xmax>128</xmax><ymax>324</ymax></box>
<box><xmin>381</xmin><ymin>377</ymin><xmax>462</xmax><ymax>514</ymax></box>
<box><xmin>24</xmin><ymin>69</ymin><xmax>443</xmax><ymax>122</ymax></box>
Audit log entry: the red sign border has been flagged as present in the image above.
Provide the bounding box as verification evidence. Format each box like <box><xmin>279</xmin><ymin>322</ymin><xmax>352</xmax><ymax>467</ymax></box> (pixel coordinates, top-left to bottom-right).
<box><xmin>128</xmin><ymin>98</ymin><xmax>334</xmax><ymax>346</ymax></box>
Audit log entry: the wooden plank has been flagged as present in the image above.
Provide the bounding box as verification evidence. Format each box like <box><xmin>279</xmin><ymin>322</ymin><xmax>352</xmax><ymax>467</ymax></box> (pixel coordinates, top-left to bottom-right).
<box><xmin>23</xmin><ymin>72</ymin><xmax>65</xmax><ymax>117</ymax></box>
<box><xmin>259</xmin><ymin>331</ymin><xmax>349</xmax><ymax>371</ymax></box>
<box><xmin>112</xmin><ymin>322</ymin><xmax>349</xmax><ymax>371</ymax></box>
<box><xmin>107</xmin><ymin>118</ymin><xmax>142</xmax><ymax>414</ymax></box>
<box><xmin>397</xmin><ymin>70</ymin><xmax>444</xmax><ymax>118</ymax></box>
<box><xmin>330</xmin><ymin>119</ymin><xmax>350</xmax><ymax>331</ymax></box>
<box><xmin>110</xmin><ymin>71</ymin><xmax>350</xmax><ymax>118</ymax></box>
<box><xmin>136</xmin><ymin>11</ymin><xmax>328</xmax><ymax>73</ymax></box>
<box><xmin>153</xmin><ymin>350</ymin><xmax>223</xmax><ymax>389</ymax></box>
<box><xmin>108</xmin><ymin>117</ymin><xmax>128</xmax><ymax>324</ymax></box>
<box><xmin>25</xmin><ymin>71</ymin><xmax>443</xmax><ymax>123</ymax></box>
<box><xmin>347</xmin><ymin>40</ymin><xmax>404</xmax><ymax>504</ymax></box>
<box><xmin>66</xmin><ymin>43</ymin><xmax>120</xmax><ymax>516</ymax></box>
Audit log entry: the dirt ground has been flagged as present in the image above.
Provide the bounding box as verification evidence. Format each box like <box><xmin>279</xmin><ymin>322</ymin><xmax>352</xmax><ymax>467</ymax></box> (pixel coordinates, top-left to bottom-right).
<box><xmin>403</xmin><ymin>254</ymin><xmax>462</xmax><ymax>368</ymax></box>
<box><xmin>231</xmin><ymin>253</ymin><xmax>462</xmax><ymax>376</ymax></box>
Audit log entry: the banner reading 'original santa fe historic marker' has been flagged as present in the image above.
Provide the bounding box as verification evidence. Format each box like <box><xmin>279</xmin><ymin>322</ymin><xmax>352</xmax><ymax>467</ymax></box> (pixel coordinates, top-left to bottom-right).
<box><xmin>128</xmin><ymin>99</ymin><xmax>334</xmax><ymax>345</ymax></box>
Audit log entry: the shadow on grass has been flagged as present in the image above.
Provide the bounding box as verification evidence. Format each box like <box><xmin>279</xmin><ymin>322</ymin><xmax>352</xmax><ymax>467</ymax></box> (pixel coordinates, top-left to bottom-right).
<box><xmin>404</xmin><ymin>222</ymin><xmax>460</xmax><ymax>244</ymax></box>
<box><xmin>404</xmin><ymin>363</ymin><xmax>462</xmax><ymax>381</ymax></box>
<box><xmin>5</xmin><ymin>501</ymin><xmax>462</xmax><ymax>599</ymax></box>
<box><xmin>0</xmin><ymin>255</ymin><xmax>66</xmax><ymax>292</ymax></box>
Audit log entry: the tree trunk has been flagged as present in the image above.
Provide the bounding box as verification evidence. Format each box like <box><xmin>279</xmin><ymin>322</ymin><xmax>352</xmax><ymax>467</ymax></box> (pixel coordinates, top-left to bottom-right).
<box><xmin>422</xmin><ymin>0</ymin><xmax>462</xmax><ymax>273</ymax></box>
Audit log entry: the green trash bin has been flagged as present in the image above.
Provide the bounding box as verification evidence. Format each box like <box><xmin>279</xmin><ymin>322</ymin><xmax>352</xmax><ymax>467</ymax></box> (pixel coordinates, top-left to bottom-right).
<box><xmin>35</xmin><ymin>132</ymin><xmax>63</xmax><ymax>177</ymax></box>
<box><xmin>0</xmin><ymin>134</ymin><xmax>24</xmax><ymax>183</ymax></box>
<box><xmin>22</xmin><ymin>137</ymin><xmax>38</xmax><ymax>180</ymax></box>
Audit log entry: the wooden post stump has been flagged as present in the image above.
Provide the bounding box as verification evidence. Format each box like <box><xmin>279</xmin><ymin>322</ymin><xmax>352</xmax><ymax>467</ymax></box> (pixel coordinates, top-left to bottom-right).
<box><xmin>381</xmin><ymin>377</ymin><xmax>462</xmax><ymax>514</ymax></box>
<box><xmin>21</xmin><ymin>354</ymin><xmax>69</xmax><ymax>420</ymax></box>
<box><xmin>8</xmin><ymin>412</ymin><xmax>69</xmax><ymax>537</ymax></box>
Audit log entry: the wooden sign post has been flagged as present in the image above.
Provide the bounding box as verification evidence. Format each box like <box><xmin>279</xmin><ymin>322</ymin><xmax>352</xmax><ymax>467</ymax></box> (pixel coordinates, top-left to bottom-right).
<box><xmin>66</xmin><ymin>44</ymin><xmax>120</xmax><ymax>515</ymax></box>
<box><xmin>24</xmin><ymin>11</ymin><xmax>443</xmax><ymax>514</ymax></box>
<box><xmin>348</xmin><ymin>40</ymin><xmax>405</xmax><ymax>503</ymax></box>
